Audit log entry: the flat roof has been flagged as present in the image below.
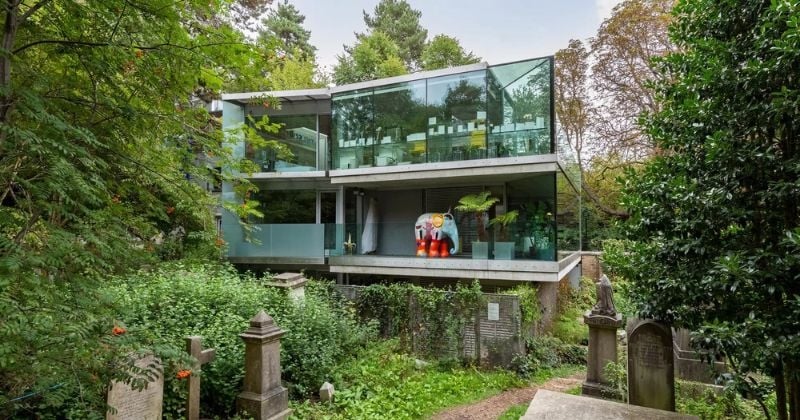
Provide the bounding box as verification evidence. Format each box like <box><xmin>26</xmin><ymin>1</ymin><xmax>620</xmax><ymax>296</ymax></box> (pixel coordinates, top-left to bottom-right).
<box><xmin>221</xmin><ymin>61</ymin><xmax>492</xmax><ymax>105</ymax></box>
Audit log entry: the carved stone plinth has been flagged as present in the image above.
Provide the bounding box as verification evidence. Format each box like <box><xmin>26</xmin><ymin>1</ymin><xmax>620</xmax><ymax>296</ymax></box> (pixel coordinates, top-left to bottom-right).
<box><xmin>265</xmin><ymin>272</ymin><xmax>308</xmax><ymax>302</ymax></box>
<box><xmin>236</xmin><ymin>311</ymin><xmax>291</xmax><ymax>420</ymax></box>
<box><xmin>582</xmin><ymin>312</ymin><xmax>623</xmax><ymax>399</ymax></box>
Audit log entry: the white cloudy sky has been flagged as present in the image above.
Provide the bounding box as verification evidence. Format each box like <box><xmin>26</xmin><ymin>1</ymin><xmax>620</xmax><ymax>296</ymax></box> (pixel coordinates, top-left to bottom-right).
<box><xmin>277</xmin><ymin>0</ymin><xmax>623</xmax><ymax>70</ymax></box>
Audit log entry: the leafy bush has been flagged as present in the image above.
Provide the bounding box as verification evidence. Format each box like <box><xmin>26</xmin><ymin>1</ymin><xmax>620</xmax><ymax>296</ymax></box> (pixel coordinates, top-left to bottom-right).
<box><xmin>511</xmin><ymin>336</ymin><xmax>587</xmax><ymax>379</ymax></box>
<box><xmin>552</xmin><ymin>277</ymin><xmax>595</xmax><ymax>345</ymax></box>
<box><xmin>292</xmin><ymin>340</ymin><xmax>523</xmax><ymax>419</ymax></box>
<box><xmin>109</xmin><ymin>261</ymin><xmax>376</xmax><ymax>418</ymax></box>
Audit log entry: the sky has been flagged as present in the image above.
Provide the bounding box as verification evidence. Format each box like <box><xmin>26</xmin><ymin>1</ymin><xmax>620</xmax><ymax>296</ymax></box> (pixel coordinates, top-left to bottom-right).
<box><xmin>280</xmin><ymin>0</ymin><xmax>623</xmax><ymax>70</ymax></box>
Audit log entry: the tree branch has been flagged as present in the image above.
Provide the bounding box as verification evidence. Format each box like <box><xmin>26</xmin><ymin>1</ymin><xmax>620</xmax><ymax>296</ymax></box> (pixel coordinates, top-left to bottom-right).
<box><xmin>13</xmin><ymin>39</ymin><xmax>243</xmax><ymax>55</ymax></box>
<box><xmin>19</xmin><ymin>0</ymin><xmax>49</xmax><ymax>24</ymax></box>
<box><xmin>582</xmin><ymin>180</ymin><xmax>629</xmax><ymax>219</ymax></box>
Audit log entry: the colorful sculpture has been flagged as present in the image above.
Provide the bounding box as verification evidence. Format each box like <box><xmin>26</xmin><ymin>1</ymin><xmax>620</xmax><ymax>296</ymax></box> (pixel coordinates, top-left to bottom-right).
<box><xmin>414</xmin><ymin>211</ymin><xmax>459</xmax><ymax>258</ymax></box>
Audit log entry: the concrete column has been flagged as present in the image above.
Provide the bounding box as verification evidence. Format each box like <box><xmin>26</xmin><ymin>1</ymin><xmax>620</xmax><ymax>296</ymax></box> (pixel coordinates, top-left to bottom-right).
<box><xmin>236</xmin><ymin>311</ymin><xmax>291</xmax><ymax>420</ymax></box>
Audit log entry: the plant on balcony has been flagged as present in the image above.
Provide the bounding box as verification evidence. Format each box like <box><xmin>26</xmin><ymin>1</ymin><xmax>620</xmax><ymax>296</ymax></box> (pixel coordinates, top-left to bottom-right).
<box><xmin>489</xmin><ymin>210</ymin><xmax>519</xmax><ymax>260</ymax></box>
<box><xmin>524</xmin><ymin>201</ymin><xmax>554</xmax><ymax>259</ymax></box>
<box><xmin>455</xmin><ymin>191</ymin><xmax>499</xmax><ymax>242</ymax></box>
<box><xmin>455</xmin><ymin>191</ymin><xmax>499</xmax><ymax>259</ymax></box>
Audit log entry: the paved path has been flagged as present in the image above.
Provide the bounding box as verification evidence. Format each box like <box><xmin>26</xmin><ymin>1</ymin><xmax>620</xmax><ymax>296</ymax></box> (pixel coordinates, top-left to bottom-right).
<box><xmin>431</xmin><ymin>371</ymin><xmax>586</xmax><ymax>420</ymax></box>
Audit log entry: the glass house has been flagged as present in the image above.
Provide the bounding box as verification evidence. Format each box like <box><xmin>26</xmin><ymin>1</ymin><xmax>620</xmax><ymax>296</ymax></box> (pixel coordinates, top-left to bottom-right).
<box><xmin>221</xmin><ymin>57</ymin><xmax>581</xmax><ymax>284</ymax></box>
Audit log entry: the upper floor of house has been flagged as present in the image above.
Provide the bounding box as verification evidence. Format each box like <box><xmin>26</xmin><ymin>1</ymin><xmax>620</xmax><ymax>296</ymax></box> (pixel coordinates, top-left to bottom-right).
<box><xmin>221</xmin><ymin>56</ymin><xmax>580</xmax><ymax>187</ymax></box>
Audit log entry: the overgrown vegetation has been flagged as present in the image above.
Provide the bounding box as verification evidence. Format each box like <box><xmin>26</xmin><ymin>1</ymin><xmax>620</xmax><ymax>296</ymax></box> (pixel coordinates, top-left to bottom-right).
<box><xmin>292</xmin><ymin>340</ymin><xmax>523</xmax><ymax>419</ymax></box>
<box><xmin>107</xmin><ymin>262</ymin><xmax>376</xmax><ymax>418</ymax></box>
<box><xmin>552</xmin><ymin>277</ymin><xmax>596</xmax><ymax>345</ymax></box>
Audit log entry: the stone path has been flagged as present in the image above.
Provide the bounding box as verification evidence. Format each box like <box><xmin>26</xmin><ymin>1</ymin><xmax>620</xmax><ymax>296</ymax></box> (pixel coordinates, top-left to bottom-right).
<box><xmin>430</xmin><ymin>371</ymin><xmax>586</xmax><ymax>420</ymax></box>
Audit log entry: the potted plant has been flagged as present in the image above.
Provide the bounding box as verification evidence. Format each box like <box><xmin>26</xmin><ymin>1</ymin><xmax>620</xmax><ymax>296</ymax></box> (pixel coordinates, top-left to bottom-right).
<box><xmin>524</xmin><ymin>202</ymin><xmax>554</xmax><ymax>260</ymax></box>
<box><xmin>455</xmin><ymin>191</ymin><xmax>499</xmax><ymax>259</ymax></box>
<box><xmin>489</xmin><ymin>210</ymin><xmax>519</xmax><ymax>260</ymax></box>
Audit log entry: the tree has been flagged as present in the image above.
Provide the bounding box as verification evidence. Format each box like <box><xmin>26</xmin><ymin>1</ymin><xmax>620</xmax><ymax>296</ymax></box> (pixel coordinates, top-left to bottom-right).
<box><xmin>621</xmin><ymin>1</ymin><xmax>800</xmax><ymax>418</ymax></box>
<box><xmin>260</xmin><ymin>1</ymin><xmax>315</xmax><ymax>61</ymax></box>
<box><xmin>590</xmin><ymin>0</ymin><xmax>674</xmax><ymax>162</ymax></box>
<box><xmin>333</xmin><ymin>32</ymin><xmax>406</xmax><ymax>85</ymax></box>
<box><xmin>421</xmin><ymin>34</ymin><xmax>481</xmax><ymax>71</ymax></box>
<box><xmin>0</xmin><ymin>0</ymin><xmax>273</xmax><ymax>414</ymax></box>
<box><xmin>361</xmin><ymin>0</ymin><xmax>427</xmax><ymax>70</ymax></box>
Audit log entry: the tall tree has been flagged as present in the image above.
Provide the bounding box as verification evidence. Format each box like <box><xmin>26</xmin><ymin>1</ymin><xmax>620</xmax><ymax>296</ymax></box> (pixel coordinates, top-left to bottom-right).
<box><xmin>0</xmin><ymin>0</ymin><xmax>272</xmax><ymax>414</ymax></box>
<box><xmin>361</xmin><ymin>0</ymin><xmax>427</xmax><ymax>70</ymax></box>
<box><xmin>260</xmin><ymin>1</ymin><xmax>315</xmax><ymax>61</ymax></box>
<box><xmin>621</xmin><ymin>1</ymin><xmax>800</xmax><ymax>418</ymax></box>
<box><xmin>590</xmin><ymin>0</ymin><xmax>674</xmax><ymax>161</ymax></box>
<box><xmin>333</xmin><ymin>32</ymin><xmax>406</xmax><ymax>85</ymax></box>
<box><xmin>420</xmin><ymin>34</ymin><xmax>481</xmax><ymax>71</ymax></box>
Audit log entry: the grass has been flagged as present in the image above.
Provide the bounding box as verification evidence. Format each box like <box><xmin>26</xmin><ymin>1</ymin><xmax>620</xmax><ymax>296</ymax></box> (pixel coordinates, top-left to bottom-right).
<box><xmin>291</xmin><ymin>340</ymin><xmax>525</xmax><ymax>419</ymax></box>
<box><xmin>497</xmin><ymin>403</ymin><xmax>528</xmax><ymax>420</ymax></box>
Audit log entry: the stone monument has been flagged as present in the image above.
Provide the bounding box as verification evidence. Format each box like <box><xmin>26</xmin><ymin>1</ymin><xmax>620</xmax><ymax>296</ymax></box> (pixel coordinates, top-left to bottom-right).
<box><xmin>628</xmin><ymin>319</ymin><xmax>675</xmax><ymax>411</ymax></box>
<box><xmin>106</xmin><ymin>354</ymin><xmax>163</xmax><ymax>420</ymax></box>
<box><xmin>582</xmin><ymin>275</ymin><xmax>624</xmax><ymax>399</ymax></box>
<box><xmin>265</xmin><ymin>272</ymin><xmax>308</xmax><ymax>302</ymax></box>
<box><xmin>185</xmin><ymin>336</ymin><xmax>216</xmax><ymax>420</ymax></box>
<box><xmin>237</xmin><ymin>310</ymin><xmax>291</xmax><ymax>420</ymax></box>
<box><xmin>319</xmin><ymin>382</ymin><xmax>335</xmax><ymax>402</ymax></box>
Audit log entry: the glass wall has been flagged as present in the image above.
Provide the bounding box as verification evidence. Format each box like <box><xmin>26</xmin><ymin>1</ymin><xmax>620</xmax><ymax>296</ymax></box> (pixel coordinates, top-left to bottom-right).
<box><xmin>246</xmin><ymin>114</ymin><xmax>321</xmax><ymax>172</ymax></box>
<box><xmin>556</xmin><ymin>171</ymin><xmax>581</xmax><ymax>257</ymax></box>
<box><xmin>253</xmin><ymin>189</ymin><xmax>316</xmax><ymax>224</ymax></box>
<box><xmin>331</xmin><ymin>58</ymin><xmax>552</xmax><ymax>170</ymax></box>
<box><xmin>426</xmin><ymin>71</ymin><xmax>487</xmax><ymax>162</ymax></box>
<box><xmin>332</xmin><ymin>89</ymin><xmax>374</xmax><ymax>169</ymax></box>
<box><xmin>487</xmin><ymin>58</ymin><xmax>552</xmax><ymax>158</ymax></box>
<box><xmin>374</xmin><ymin>80</ymin><xmax>427</xmax><ymax>166</ymax></box>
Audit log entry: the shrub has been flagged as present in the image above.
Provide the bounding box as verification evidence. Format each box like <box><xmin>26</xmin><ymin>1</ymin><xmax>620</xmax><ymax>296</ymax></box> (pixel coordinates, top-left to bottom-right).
<box><xmin>511</xmin><ymin>336</ymin><xmax>587</xmax><ymax>379</ymax></box>
<box><xmin>109</xmin><ymin>261</ymin><xmax>376</xmax><ymax>418</ymax></box>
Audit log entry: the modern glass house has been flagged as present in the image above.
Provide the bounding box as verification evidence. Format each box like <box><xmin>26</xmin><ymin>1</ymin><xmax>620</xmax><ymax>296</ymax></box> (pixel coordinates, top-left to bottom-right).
<box><xmin>221</xmin><ymin>57</ymin><xmax>581</xmax><ymax>284</ymax></box>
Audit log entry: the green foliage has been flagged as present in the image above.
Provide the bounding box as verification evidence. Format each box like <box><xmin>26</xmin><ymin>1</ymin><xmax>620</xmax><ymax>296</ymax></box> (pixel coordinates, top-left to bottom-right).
<box><xmin>489</xmin><ymin>210</ymin><xmax>520</xmax><ymax>242</ymax></box>
<box><xmin>602</xmin><ymin>360</ymin><xmax>628</xmax><ymax>402</ymax></box>
<box><xmin>421</xmin><ymin>34</ymin><xmax>481</xmax><ymax>71</ymax></box>
<box><xmin>552</xmin><ymin>277</ymin><xmax>595</xmax><ymax>345</ymax></box>
<box><xmin>505</xmin><ymin>284</ymin><xmax>541</xmax><ymax>331</ymax></box>
<box><xmin>355</xmin><ymin>281</ymin><xmax>484</xmax><ymax>361</ymax></box>
<box><xmin>676</xmin><ymin>382</ymin><xmax>769</xmax><ymax>420</ymax></box>
<box><xmin>334</xmin><ymin>32</ymin><xmax>407</xmax><ymax>85</ymax></box>
<box><xmin>511</xmin><ymin>336</ymin><xmax>586</xmax><ymax>379</ymax></box>
<box><xmin>259</xmin><ymin>1</ymin><xmax>316</xmax><ymax>61</ymax></box>
<box><xmin>292</xmin><ymin>340</ymin><xmax>523</xmax><ymax>419</ymax></box>
<box><xmin>108</xmin><ymin>261</ymin><xmax>376</xmax><ymax>417</ymax></box>
<box><xmin>361</xmin><ymin>0</ymin><xmax>428</xmax><ymax>70</ymax></box>
<box><xmin>497</xmin><ymin>402</ymin><xmax>529</xmax><ymax>420</ymax></box>
<box><xmin>455</xmin><ymin>191</ymin><xmax>500</xmax><ymax>242</ymax></box>
<box><xmin>619</xmin><ymin>0</ymin><xmax>800</xmax><ymax>416</ymax></box>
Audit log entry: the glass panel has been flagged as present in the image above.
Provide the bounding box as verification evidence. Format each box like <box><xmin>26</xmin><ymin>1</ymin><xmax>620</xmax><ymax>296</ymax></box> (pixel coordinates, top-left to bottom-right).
<box><xmin>246</xmin><ymin>114</ymin><xmax>319</xmax><ymax>172</ymax></box>
<box><xmin>506</xmin><ymin>174</ymin><xmax>556</xmax><ymax>261</ymax></box>
<box><xmin>332</xmin><ymin>89</ymin><xmax>374</xmax><ymax>169</ymax></box>
<box><xmin>425</xmin><ymin>70</ymin><xmax>487</xmax><ymax>162</ymax></box>
<box><xmin>373</xmin><ymin>80</ymin><xmax>427</xmax><ymax>166</ymax></box>
<box><xmin>556</xmin><ymin>171</ymin><xmax>581</xmax><ymax>258</ymax></box>
<box><xmin>487</xmin><ymin>58</ymin><xmax>551</xmax><ymax>157</ymax></box>
<box><xmin>230</xmin><ymin>224</ymin><xmax>325</xmax><ymax>258</ymax></box>
<box><xmin>318</xmin><ymin>114</ymin><xmax>331</xmax><ymax>171</ymax></box>
<box><xmin>253</xmin><ymin>189</ymin><xmax>316</xmax><ymax>224</ymax></box>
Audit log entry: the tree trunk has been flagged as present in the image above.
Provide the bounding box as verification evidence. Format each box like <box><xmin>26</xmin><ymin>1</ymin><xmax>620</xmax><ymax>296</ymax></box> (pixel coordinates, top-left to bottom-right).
<box><xmin>789</xmin><ymin>360</ymin><xmax>799</xmax><ymax>420</ymax></box>
<box><xmin>777</xmin><ymin>360</ymin><xmax>789</xmax><ymax>420</ymax></box>
<box><xmin>0</xmin><ymin>0</ymin><xmax>19</xmax><ymax>152</ymax></box>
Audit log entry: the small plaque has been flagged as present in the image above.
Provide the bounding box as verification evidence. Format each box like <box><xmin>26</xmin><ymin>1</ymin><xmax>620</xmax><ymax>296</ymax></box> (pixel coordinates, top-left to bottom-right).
<box><xmin>487</xmin><ymin>303</ymin><xmax>500</xmax><ymax>321</ymax></box>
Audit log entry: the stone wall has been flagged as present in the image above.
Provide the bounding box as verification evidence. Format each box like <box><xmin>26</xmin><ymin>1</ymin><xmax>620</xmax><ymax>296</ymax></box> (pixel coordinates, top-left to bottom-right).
<box><xmin>334</xmin><ymin>285</ymin><xmax>524</xmax><ymax>366</ymax></box>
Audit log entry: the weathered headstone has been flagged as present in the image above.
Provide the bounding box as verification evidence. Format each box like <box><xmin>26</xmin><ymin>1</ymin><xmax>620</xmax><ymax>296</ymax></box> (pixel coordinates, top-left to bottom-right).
<box><xmin>185</xmin><ymin>336</ymin><xmax>216</xmax><ymax>420</ymax></box>
<box><xmin>582</xmin><ymin>275</ymin><xmax>623</xmax><ymax>399</ymax></box>
<box><xmin>106</xmin><ymin>354</ymin><xmax>163</xmax><ymax>420</ymax></box>
<box><xmin>237</xmin><ymin>310</ymin><xmax>291</xmax><ymax>420</ymax></box>
<box><xmin>628</xmin><ymin>319</ymin><xmax>675</xmax><ymax>411</ymax></box>
<box><xmin>672</xmin><ymin>327</ymin><xmax>727</xmax><ymax>384</ymax></box>
<box><xmin>319</xmin><ymin>382</ymin><xmax>335</xmax><ymax>402</ymax></box>
<box><xmin>265</xmin><ymin>272</ymin><xmax>308</xmax><ymax>301</ymax></box>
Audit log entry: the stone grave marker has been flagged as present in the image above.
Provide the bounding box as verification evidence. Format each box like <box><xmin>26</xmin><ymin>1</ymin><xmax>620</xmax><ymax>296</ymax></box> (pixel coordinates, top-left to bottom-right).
<box><xmin>319</xmin><ymin>382</ymin><xmax>335</xmax><ymax>402</ymax></box>
<box><xmin>582</xmin><ymin>275</ymin><xmax>623</xmax><ymax>399</ymax></box>
<box><xmin>106</xmin><ymin>354</ymin><xmax>163</xmax><ymax>420</ymax></box>
<box><xmin>628</xmin><ymin>319</ymin><xmax>675</xmax><ymax>411</ymax></box>
<box><xmin>185</xmin><ymin>336</ymin><xmax>216</xmax><ymax>420</ymax></box>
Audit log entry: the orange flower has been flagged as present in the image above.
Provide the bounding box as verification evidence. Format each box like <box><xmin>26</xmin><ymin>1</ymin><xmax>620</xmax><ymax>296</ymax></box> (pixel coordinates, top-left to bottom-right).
<box><xmin>166</xmin><ymin>206</ymin><xmax>175</xmax><ymax>214</ymax></box>
<box><xmin>215</xmin><ymin>237</ymin><xmax>225</xmax><ymax>247</ymax></box>
<box><xmin>112</xmin><ymin>326</ymin><xmax>126</xmax><ymax>336</ymax></box>
<box><xmin>176</xmin><ymin>369</ymin><xmax>192</xmax><ymax>380</ymax></box>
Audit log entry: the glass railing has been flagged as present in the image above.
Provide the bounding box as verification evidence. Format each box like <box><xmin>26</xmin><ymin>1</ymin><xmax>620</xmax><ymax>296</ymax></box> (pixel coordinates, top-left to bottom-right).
<box><xmin>226</xmin><ymin>223</ymin><xmax>326</xmax><ymax>259</ymax></box>
<box><xmin>328</xmin><ymin>221</ymin><xmax>558</xmax><ymax>261</ymax></box>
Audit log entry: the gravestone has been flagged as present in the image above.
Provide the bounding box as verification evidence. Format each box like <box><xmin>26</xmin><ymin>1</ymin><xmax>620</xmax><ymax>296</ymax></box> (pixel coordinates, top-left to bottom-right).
<box><xmin>237</xmin><ymin>310</ymin><xmax>291</xmax><ymax>420</ymax></box>
<box><xmin>185</xmin><ymin>336</ymin><xmax>216</xmax><ymax>420</ymax></box>
<box><xmin>582</xmin><ymin>275</ymin><xmax>623</xmax><ymax>399</ymax></box>
<box><xmin>628</xmin><ymin>319</ymin><xmax>675</xmax><ymax>411</ymax></box>
<box><xmin>106</xmin><ymin>354</ymin><xmax>163</xmax><ymax>420</ymax></box>
<box><xmin>266</xmin><ymin>272</ymin><xmax>308</xmax><ymax>302</ymax></box>
<box><xmin>672</xmin><ymin>327</ymin><xmax>727</xmax><ymax>384</ymax></box>
<box><xmin>319</xmin><ymin>382</ymin><xmax>335</xmax><ymax>402</ymax></box>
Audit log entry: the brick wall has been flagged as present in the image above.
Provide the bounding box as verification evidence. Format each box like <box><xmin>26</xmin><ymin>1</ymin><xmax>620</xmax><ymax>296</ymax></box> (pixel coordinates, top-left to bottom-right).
<box><xmin>581</xmin><ymin>251</ymin><xmax>603</xmax><ymax>282</ymax></box>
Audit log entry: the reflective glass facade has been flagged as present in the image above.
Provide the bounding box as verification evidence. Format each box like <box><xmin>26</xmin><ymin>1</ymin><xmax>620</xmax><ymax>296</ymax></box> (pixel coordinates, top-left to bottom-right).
<box><xmin>246</xmin><ymin>114</ymin><xmax>325</xmax><ymax>172</ymax></box>
<box><xmin>331</xmin><ymin>58</ymin><xmax>552</xmax><ymax>170</ymax></box>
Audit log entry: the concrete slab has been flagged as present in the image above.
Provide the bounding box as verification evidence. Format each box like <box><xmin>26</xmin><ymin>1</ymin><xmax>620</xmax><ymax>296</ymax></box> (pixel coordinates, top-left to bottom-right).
<box><xmin>522</xmin><ymin>390</ymin><xmax>698</xmax><ymax>420</ymax></box>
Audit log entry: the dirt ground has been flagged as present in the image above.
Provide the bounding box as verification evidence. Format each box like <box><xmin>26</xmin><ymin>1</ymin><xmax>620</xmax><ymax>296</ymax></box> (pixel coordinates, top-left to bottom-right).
<box><xmin>430</xmin><ymin>371</ymin><xmax>586</xmax><ymax>420</ymax></box>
